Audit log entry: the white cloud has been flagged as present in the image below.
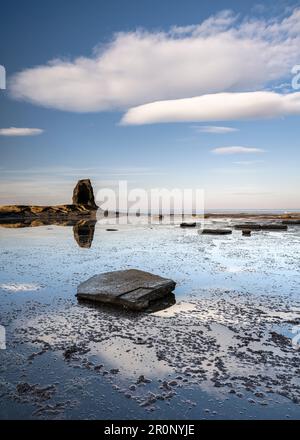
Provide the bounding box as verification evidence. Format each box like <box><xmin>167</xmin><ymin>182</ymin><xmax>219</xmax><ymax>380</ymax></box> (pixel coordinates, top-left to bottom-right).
<box><xmin>9</xmin><ymin>8</ymin><xmax>300</xmax><ymax>112</ymax></box>
<box><xmin>121</xmin><ymin>91</ymin><xmax>300</xmax><ymax>125</ymax></box>
<box><xmin>192</xmin><ymin>125</ymin><xmax>238</xmax><ymax>134</ymax></box>
<box><xmin>0</xmin><ymin>127</ymin><xmax>44</xmax><ymax>136</ymax></box>
<box><xmin>212</xmin><ymin>146</ymin><xmax>265</xmax><ymax>155</ymax></box>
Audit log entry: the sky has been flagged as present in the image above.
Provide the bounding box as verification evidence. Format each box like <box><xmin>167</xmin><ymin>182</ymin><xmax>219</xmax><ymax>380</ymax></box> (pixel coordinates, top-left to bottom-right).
<box><xmin>0</xmin><ymin>0</ymin><xmax>300</xmax><ymax>210</ymax></box>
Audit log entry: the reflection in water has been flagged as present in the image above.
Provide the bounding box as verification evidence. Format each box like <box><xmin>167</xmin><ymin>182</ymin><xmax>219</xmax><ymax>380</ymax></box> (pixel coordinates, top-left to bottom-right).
<box><xmin>152</xmin><ymin>300</ymin><xmax>196</xmax><ymax>317</ymax></box>
<box><xmin>77</xmin><ymin>292</ymin><xmax>176</xmax><ymax>314</ymax></box>
<box><xmin>146</xmin><ymin>293</ymin><xmax>176</xmax><ymax>313</ymax></box>
<box><xmin>73</xmin><ymin>220</ymin><xmax>96</xmax><ymax>248</ymax></box>
<box><xmin>0</xmin><ymin>218</ymin><xmax>96</xmax><ymax>249</ymax></box>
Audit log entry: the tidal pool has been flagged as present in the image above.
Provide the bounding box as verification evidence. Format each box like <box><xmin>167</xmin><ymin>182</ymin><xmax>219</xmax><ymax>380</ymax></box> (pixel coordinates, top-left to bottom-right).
<box><xmin>0</xmin><ymin>217</ymin><xmax>300</xmax><ymax>419</ymax></box>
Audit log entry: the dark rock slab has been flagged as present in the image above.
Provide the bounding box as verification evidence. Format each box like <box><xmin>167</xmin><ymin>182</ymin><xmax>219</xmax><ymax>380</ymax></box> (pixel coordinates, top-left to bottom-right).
<box><xmin>180</xmin><ymin>222</ymin><xmax>196</xmax><ymax>228</ymax></box>
<box><xmin>235</xmin><ymin>224</ymin><xmax>262</xmax><ymax>230</ymax></box>
<box><xmin>202</xmin><ymin>229</ymin><xmax>232</xmax><ymax>235</ymax></box>
<box><xmin>76</xmin><ymin>269</ymin><xmax>176</xmax><ymax>311</ymax></box>
<box><xmin>242</xmin><ymin>229</ymin><xmax>252</xmax><ymax>236</ymax></box>
<box><xmin>282</xmin><ymin>220</ymin><xmax>300</xmax><ymax>225</ymax></box>
<box><xmin>0</xmin><ymin>204</ymin><xmax>95</xmax><ymax>220</ymax></box>
<box><xmin>235</xmin><ymin>224</ymin><xmax>287</xmax><ymax>231</ymax></box>
<box><xmin>261</xmin><ymin>224</ymin><xmax>288</xmax><ymax>231</ymax></box>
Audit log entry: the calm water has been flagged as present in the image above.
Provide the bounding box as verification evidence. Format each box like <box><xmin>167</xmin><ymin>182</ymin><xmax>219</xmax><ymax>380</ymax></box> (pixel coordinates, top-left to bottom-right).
<box><xmin>0</xmin><ymin>217</ymin><xmax>300</xmax><ymax>419</ymax></box>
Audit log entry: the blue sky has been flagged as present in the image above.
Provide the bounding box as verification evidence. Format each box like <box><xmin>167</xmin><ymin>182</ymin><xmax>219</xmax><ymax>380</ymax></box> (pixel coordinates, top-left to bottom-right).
<box><xmin>0</xmin><ymin>0</ymin><xmax>300</xmax><ymax>210</ymax></box>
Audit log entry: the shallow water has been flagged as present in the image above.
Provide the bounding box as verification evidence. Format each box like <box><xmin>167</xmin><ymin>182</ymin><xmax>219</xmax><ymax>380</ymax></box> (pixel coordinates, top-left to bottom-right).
<box><xmin>0</xmin><ymin>217</ymin><xmax>300</xmax><ymax>419</ymax></box>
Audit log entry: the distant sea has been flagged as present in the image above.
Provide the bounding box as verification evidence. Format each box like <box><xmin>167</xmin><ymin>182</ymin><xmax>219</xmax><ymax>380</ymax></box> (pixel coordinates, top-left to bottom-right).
<box><xmin>206</xmin><ymin>208</ymin><xmax>300</xmax><ymax>214</ymax></box>
<box><xmin>103</xmin><ymin>208</ymin><xmax>300</xmax><ymax>215</ymax></box>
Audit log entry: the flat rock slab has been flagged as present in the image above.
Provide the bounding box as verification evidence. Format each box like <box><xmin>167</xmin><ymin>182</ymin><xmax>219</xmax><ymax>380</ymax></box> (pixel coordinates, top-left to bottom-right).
<box><xmin>76</xmin><ymin>269</ymin><xmax>176</xmax><ymax>311</ymax></box>
<box><xmin>180</xmin><ymin>222</ymin><xmax>196</xmax><ymax>228</ymax></box>
<box><xmin>235</xmin><ymin>224</ymin><xmax>288</xmax><ymax>231</ymax></box>
<box><xmin>202</xmin><ymin>229</ymin><xmax>232</xmax><ymax>235</ymax></box>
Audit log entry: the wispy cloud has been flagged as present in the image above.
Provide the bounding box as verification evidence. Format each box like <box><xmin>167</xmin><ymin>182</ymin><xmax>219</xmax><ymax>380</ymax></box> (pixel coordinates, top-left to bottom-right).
<box><xmin>9</xmin><ymin>8</ymin><xmax>300</xmax><ymax>113</ymax></box>
<box><xmin>233</xmin><ymin>160</ymin><xmax>265</xmax><ymax>165</ymax></box>
<box><xmin>192</xmin><ymin>125</ymin><xmax>239</xmax><ymax>134</ymax></box>
<box><xmin>231</xmin><ymin>191</ymin><xmax>273</xmax><ymax>196</ymax></box>
<box><xmin>211</xmin><ymin>146</ymin><xmax>265</xmax><ymax>155</ymax></box>
<box><xmin>121</xmin><ymin>91</ymin><xmax>300</xmax><ymax>125</ymax></box>
<box><xmin>0</xmin><ymin>127</ymin><xmax>44</xmax><ymax>136</ymax></box>
<box><xmin>0</xmin><ymin>165</ymin><xmax>163</xmax><ymax>178</ymax></box>
<box><xmin>0</xmin><ymin>165</ymin><xmax>165</xmax><ymax>205</ymax></box>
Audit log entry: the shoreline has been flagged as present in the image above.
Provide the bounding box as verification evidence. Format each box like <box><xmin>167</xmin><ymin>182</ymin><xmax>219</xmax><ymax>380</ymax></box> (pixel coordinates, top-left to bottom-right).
<box><xmin>1</xmin><ymin>204</ymin><xmax>300</xmax><ymax>221</ymax></box>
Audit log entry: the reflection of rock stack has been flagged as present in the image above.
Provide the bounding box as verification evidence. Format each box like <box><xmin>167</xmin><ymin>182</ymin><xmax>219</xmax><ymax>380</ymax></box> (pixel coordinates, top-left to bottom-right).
<box><xmin>0</xmin><ymin>217</ymin><xmax>97</xmax><ymax>249</ymax></box>
<box><xmin>73</xmin><ymin>220</ymin><xmax>96</xmax><ymax>248</ymax></box>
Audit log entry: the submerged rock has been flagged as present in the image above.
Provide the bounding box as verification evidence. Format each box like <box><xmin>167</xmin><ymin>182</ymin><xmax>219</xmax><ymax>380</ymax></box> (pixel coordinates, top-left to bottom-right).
<box><xmin>76</xmin><ymin>269</ymin><xmax>176</xmax><ymax>311</ymax></box>
<box><xmin>242</xmin><ymin>229</ymin><xmax>252</xmax><ymax>236</ymax></box>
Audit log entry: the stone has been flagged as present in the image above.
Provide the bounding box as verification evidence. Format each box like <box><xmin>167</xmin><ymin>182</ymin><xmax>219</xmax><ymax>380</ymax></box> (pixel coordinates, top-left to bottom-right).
<box><xmin>235</xmin><ymin>224</ymin><xmax>262</xmax><ymax>230</ymax></box>
<box><xmin>201</xmin><ymin>229</ymin><xmax>232</xmax><ymax>235</ymax></box>
<box><xmin>242</xmin><ymin>229</ymin><xmax>251</xmax><ymax>236</ymax></box>
<box><xmin>76</xmin><ymin>269</ymin><xmax>176</xmax><ymax>311</ymax></box>
<box><xmin>180</xmin><ymin>222</ymin><xmax>196</xmax><ymax>228</ymax></box>
<box><xmin>235</xmin><ymin>224</ymin><xmax>287</xmax><ymax>231</ymax></box>
<box><xmin>72</xmin><ymin>179</ymin><xmax>98</xmax><ymax>209</ymax></box>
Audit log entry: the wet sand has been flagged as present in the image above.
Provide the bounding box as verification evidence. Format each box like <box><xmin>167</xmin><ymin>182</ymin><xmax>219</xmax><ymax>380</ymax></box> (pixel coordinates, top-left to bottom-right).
<box><xmin>0</xmin><ymin>217</ymin><xmax>299</xmax><ymax>419</ymax></box>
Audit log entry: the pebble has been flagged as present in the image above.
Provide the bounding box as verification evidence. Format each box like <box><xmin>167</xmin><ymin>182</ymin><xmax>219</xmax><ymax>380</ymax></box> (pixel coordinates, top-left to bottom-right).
<box><xmin>129</xmin><ymin>385</ymin><xmax>136</xmax><ymax>391</ymax></box>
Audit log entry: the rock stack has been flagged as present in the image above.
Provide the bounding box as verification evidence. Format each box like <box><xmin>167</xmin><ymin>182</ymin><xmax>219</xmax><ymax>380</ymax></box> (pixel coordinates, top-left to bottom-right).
<box><xmin>72</xmin><ymin>179</ymin><xmax>98</xmax><ymax>210</ymax></box>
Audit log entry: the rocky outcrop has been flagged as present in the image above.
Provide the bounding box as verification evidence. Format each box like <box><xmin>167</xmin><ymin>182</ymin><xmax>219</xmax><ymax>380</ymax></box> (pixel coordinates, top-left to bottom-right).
<box><xmin>0</xmin><ymin>179</ymin><xmax>98</xmax><ymax>220</ymax></box>
<box><xmin>242</xmin><ymin>229</ymin><xmax>252</xmax><ymax>236</ymax></box>
<box><xmin>72</xmin><ymin>179</ymin><xmax>98</xmax><ymax>210</ymax></box>
<box><xmin>0</xmin><ymin>203</ymin><xmax>95</xmax><ymax>220</ymax></box>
